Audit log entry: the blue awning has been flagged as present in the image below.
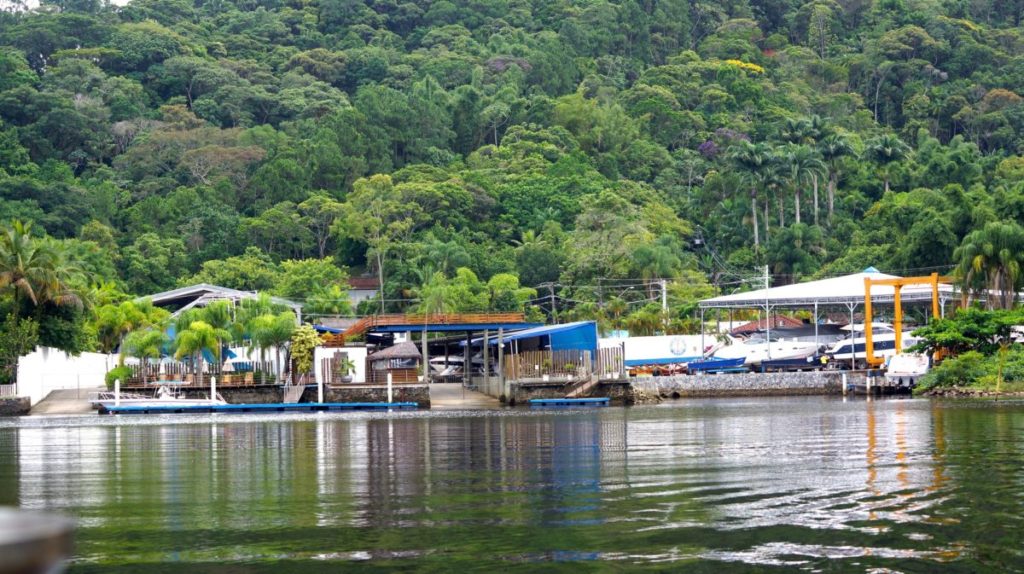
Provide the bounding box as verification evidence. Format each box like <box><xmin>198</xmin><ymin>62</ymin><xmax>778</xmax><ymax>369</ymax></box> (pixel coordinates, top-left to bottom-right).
<box><xmin>465</xmin><ymin>321</ymin><xmax>599</xmax><ymax>353</ymax></box>
<box><xmin>313</xmin><ymin>324</ymin><xmax>344</xmax><ymax>334</ymax></box>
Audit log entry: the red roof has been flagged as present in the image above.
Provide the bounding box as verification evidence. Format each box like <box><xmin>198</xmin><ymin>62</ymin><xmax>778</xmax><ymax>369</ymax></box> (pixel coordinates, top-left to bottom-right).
<box><xmin>731</xmin><ymin>315</ymin><xmax>804</xmax><ymax>335</ymax></box>
<box><xmin>348</xmin><ymin>277</ymin><xmax>380</xmax><ymax>290</ymax></box>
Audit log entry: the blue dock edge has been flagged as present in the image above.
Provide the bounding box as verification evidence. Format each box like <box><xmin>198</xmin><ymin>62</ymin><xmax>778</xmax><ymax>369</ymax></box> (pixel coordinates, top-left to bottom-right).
<box><xmin>101</xmin><ymin>402</ymin><xmax>419</xmax><ymax>415</ymax></box>
<box><xmin>529</xmin><ymin>397</ymin><xmax>610</xmax><ymax>407</ymax></box>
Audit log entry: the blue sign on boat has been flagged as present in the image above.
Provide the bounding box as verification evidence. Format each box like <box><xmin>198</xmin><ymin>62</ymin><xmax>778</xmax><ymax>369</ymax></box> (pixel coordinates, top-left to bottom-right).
<box><xmin>528</xmin><ymin>397</ymin><xmax>610</xmax><ymax>407</ymax></box>
<box><xmin>101</xmin><ymin>402</ymin><xmax>419</xmax><ymax>415</ymax></box>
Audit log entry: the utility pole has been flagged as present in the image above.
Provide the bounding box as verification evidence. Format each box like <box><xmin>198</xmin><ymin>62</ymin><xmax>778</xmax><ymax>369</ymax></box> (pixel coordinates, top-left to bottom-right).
<box><xmin>549</xmin><ymin>283</ymin><xmax>557</xmax><ymax>324</ymax></box>
<box><xmin>765</xmin><ymin>265</ymin><xmax>771</xmax><ymax>360</ymax></box>
<box><xmin>660</xmin><ymin>279</ymin><xmax>668</xmax><ymax>313</ymax></box>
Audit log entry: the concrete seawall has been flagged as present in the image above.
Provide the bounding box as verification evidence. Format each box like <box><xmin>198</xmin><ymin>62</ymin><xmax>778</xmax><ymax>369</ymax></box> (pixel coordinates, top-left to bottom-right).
<box><xmin>633</xmin><ymin>371</ymin><xmax>866</xmax><ymax>398</ymax></box>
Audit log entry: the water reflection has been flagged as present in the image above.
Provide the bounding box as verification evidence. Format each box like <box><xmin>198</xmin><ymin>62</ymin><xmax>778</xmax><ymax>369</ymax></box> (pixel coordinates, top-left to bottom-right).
<box><xmin>0</xmin><ymin>398</ymin><xmax>1021</xmax><ymax>571</ymax></box>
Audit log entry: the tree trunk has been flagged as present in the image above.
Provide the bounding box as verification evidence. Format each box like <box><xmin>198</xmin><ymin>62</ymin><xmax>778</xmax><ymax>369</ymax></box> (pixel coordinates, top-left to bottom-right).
<box><xmin>778</xmin><ymin>196</ymin><xmax>785</xmax><ymax>228</ymax></box>
<box><xmin>376</xmin><ymin>252</ymin><xmax>386</xmax><ymax>314</ymax></box>
<box><xmin>828</xmin><ymin>171</ymin><xmax>837</xmax><ymax>222</ymax></box>
<box><xmin>794</xmin><ymin>187</ymin><xmax>802</xmax><ymax>224</ymax></box>
<box><xmin>750</xmin><ymin>191</ymin><xmax>759</xmax><ymax>247</ymax></box>
<box><xmin>812</xmin><ymin>174</ymin><xmax>819</xmax><ymax>226</ymax></box>
<box><xmin>884</xmin><ymin>175</ymin><xmax>890</xmax><ymax>194</ymax></box>
<box><xmin>764</xmin><ymin>200</ymin><xmax>770</xmax><ymax>244</ymax></box>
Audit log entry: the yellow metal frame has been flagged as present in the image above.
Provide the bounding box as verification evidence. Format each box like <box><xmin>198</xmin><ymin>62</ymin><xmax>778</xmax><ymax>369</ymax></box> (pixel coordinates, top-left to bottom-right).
<box><xmin>863</xmin><ymin>273</ymin><xmax>952</xmax><ymax>367</ymax></box>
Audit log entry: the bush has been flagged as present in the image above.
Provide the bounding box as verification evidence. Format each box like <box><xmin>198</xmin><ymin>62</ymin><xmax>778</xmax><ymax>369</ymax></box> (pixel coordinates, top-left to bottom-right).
<box><xmin>105</xmin><ymin>366</ymin><xmax>133</xmax><ymax>390</ymax></box>
<box><xmin>917</xmin><ymin>351</ymin><xmax>987</xmax><ymax>390</ymax></box>
<box><xmin>917</xmin><ymin>347</ymin><xmax>1024</xmax><ymax>391</ymax></box>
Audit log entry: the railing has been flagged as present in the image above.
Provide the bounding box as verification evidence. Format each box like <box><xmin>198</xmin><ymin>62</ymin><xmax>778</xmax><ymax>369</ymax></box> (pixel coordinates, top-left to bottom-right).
<box><xmin>505</xmin><ymin>347</ymin><xmax>626</xmax><ymax>383</ymax></box>
<box><xmin>0</xmin><ymin>384</ymin><xmax>15</xmax><ymax>397</ymax></box>
<box><xmin>506</xmin><ymin>350</ymin><xmax>591</xmax><ymax>381</ymax></box>
<box><xmin>124</xmin><ymin>361</ymin><xmax>280</xmax><ymax>387</ymax></box>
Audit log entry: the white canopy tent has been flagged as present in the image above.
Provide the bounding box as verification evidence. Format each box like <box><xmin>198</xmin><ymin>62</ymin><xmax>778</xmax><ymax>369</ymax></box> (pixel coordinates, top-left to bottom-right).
<box><xmin>696</xmin><ymin>268</ymin><xmax>959</xmax><ymax>365</ymax></box>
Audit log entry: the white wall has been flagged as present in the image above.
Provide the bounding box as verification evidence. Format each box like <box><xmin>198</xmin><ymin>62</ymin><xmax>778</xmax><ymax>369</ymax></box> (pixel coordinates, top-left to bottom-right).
<box><xmin>314</xmin><ymin>346</ymin><xmax>368</xmax><ymax>384</ymax></box>
<box><xmin>16</xmin><ymin>347</ymin><xmax>116</xmax><ymax>405</ymax></box>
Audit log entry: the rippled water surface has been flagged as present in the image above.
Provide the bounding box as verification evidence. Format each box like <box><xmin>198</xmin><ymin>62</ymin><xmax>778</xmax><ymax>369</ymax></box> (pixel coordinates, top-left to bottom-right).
<box><xmin>2</xmin><ymin>397</ymin><xmax>1024</xmax><ymax>572</ymax></box>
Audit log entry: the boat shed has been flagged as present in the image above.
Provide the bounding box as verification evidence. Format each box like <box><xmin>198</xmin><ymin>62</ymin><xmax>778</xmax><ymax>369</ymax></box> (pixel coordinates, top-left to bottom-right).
<box><xmin>696</xmin><ymin>268</ymin><xmax>959</xmax><ymax>357</ymax></box>
<box><xmin>471</xmin><ymin>321</ymin><xmax>600</xmax><ymax>354</ymax></box>
<box><xmin>699</xmin><ymin>269</ymin><xmax>956</xmax><ymax>311</ymax></box>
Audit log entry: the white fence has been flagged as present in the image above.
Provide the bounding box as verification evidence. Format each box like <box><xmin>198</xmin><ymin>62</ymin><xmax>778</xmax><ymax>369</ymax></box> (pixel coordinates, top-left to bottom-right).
<box><xmin>0</xmin><ymin>384</ymin><xmax>15</xmax><ymax>397</ymax></box>
<box><xmin>16</xmin><ymin>347</ymin><xmax>115</xmax><ymax>406</ymax></box>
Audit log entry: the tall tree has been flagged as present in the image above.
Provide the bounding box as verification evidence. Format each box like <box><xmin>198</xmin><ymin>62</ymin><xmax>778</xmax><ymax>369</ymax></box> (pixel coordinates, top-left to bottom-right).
<box><xmin>818</xmin><ymin>133</ymin><xmax>855</xmax><ymax>223</ymax></box>
<box><xmin>954</xmin><ymin>221</ymin><xmax>1024</xmax><ymax>310</ymax></box>
<box><xmin>866</xmin><ymin>133</ymin><xmax>911</xmax><ymax>194</ymax></box>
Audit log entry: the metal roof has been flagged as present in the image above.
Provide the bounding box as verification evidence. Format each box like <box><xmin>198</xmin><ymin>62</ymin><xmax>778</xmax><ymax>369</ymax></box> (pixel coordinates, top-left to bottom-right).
<box><xmin>141</xmin><ymin>283</ymin><xmax>302</xmax><ymax>316</ymax></box>
<box><xmin>699</xmin><ymin>271</ymin><xmax>957</xmax><ymax>310</ymax></box>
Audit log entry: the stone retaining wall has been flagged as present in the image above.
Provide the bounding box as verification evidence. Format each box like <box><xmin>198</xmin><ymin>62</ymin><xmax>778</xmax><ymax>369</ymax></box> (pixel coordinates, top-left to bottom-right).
<box><xmin>322</xmin><ymin>384</ymin><xmax>431</xmax><ymax>407</ymax></box>
<box><xmin>0</xmin><ymin>396</ymin><xmax>31</xmax><ymax>416</ymax></box>
<box><xmin>637</xmin><ymin>371</ymin><xmax>866</xmax><ymax>398</ymax></box>
<box><xmin>178</xmin><ymin>387</ymin><xmax>282</xmax><ymax>403</ymax></box>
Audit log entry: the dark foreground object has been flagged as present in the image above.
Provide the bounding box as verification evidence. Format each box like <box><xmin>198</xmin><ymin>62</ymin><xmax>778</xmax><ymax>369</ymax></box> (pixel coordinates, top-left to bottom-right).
<box><xmin>99</xmin><ymin>402</ymin><xmax>419</xmax><ymax>415</ymax></box>
<box><xmin>0</xmin><ymin>508</ymin><xmax>74</xmax><ymax>574</ymax></box>
<box><xmin>528</xmin><ymin>397</ymin><xmax>610</xmax><ymax>407</ymax></box>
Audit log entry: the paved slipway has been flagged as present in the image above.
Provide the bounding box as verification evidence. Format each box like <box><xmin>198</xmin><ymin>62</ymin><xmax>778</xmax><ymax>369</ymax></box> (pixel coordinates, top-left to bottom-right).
<box><xmin>30</xmin><ymin>389</ymin><xmax>103</xmax><ymax>415</ymax></box>
<box><xmin>428</xmin><ymin>382</ymin><xmax>502</xmax><ymax>410</ymax></box>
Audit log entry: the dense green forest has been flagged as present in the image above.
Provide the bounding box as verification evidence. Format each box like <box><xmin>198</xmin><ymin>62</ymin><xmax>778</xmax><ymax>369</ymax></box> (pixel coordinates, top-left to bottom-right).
<box><xmin>3</xmin><ymin>0</ymin><xmax>1024</xmax><ymax>369</ymax></box>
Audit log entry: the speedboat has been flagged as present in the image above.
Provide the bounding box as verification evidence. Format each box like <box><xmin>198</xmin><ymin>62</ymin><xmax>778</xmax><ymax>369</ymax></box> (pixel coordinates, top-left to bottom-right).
<box><xmin>91</xmin><ymin>385</ymin><xmax>227</xmax><ymax>410</ymax></box>
<box><xmin>826</xmin><ymin>323</ymin><xmax>920</xmax><ymax>368</ymax></box>
<box><xmin>713</xmin><ymin>333</ymin><xmax>821</xmax><ymax>367</ymax></box>
<box><xmin>885</xmin><ymin>353</ymin><xmax>931</xmax><ymax>389</ymax></box>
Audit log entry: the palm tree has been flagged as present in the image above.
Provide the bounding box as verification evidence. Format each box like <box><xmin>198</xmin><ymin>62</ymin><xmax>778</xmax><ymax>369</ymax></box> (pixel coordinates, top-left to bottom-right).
<box><xmin>247</xmin><ymin>312</ymin><xmax>296</xmax><ymax>382</ymax></box>
<box><xmin>818</xmin><ymin>133</ymin><xmax>855</xmax><ymax>223</ymax></box>
<box><xmin>174</xmin><ymin>320</ymin><xmax>231</xmax><ymax>387</ymax></box>
<box><xmin>122</xmin><ymin>328</ymin><xmax>169</xmax><ymax>380</ymax></box>
<box><xmin>728</xmin><ymin>141</ymin><xmax>775</xmax><ymax>247</ymax></box>
<box><xmin>0</xmin><ymin>221</ymin><xmax>85</xmax><ymax>318</ymax></box>
<box><xmin>784</xmin><ymin>144</ymin><xmax>827</xmax><ymax>225</ymax></box>
<box><xmin>953</xmin><ymin>221</ymin><xmax>1024</xmax><ymax>310</ymax></box>
<box><xmin>865</xmin><ymin>133</ymin><xmax>911</xmax><ymax>194</ymax></box>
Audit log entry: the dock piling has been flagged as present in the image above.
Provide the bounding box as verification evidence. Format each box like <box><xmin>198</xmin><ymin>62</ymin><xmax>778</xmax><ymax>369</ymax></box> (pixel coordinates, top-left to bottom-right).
<box><xmin>387</xmin><ymin>372</ymin><xmax>393</xmax><ymax>404</ymax></box>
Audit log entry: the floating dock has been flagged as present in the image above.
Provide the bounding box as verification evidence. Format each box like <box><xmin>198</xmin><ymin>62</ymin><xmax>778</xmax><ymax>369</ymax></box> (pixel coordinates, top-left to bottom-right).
<box><xmin>528</xmin><ymin>397</ymin><xmax>610</xmax><ymax>407</ymax></box>
<box><xmin>100</xmin><ymin>402</ymin><xmax>419</xmax><ymax>415</ymax></box>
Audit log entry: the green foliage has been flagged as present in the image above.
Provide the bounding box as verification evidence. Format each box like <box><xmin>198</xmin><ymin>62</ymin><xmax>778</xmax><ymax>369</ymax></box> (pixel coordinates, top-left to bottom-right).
<box><xmin>289</xmin><ymin>324</ymin><xmax>321</xmax><ymax>377</ymax></box>
<box><xmin>0</xmin><ymin>313</ymin><xmax>39</xmax><ymax>385</ymax></box>
<box><xmin>104</xmin><ymin>365</ymin><xmax>132</xmax><ymax>390</ymax></box>
<box><xmin>911</xmin><ymin>307</ymin><xmax>1024</xmax><ymax>357</ymax></box>
<box><xmin>2</xmin><ymin>1</ymin><xmax>1024</xmax><ymax>338</ymax></box>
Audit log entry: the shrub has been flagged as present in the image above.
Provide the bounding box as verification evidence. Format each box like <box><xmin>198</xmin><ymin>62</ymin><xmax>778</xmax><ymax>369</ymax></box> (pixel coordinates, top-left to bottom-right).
<box><xmin>105</xmin><ymin>365</ymin><xmax>133</xmax><ymax>390</ymax></box>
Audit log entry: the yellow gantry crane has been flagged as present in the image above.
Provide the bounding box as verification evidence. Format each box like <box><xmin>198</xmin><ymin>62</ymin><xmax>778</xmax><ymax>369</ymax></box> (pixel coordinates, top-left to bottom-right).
<box><xmin>863</xmin><ymin>273</ymin><xmax>953</xmax><ymax>367</ymax></box>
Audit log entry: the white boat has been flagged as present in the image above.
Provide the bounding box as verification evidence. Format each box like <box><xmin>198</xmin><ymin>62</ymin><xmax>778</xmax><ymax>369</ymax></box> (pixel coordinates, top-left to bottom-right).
<box><xmin>826</xmin><ymin>323</ymin><xmax>920</xmax><ymax>368</ymax></box>
<box><xmin>92</xmin><ymin>385</ymin><xmax>227</xmax><ymax>410</ymax></box>
<box><xmin>713</xmin><ymin>333</ymin><xmax>821</xmax><ymax>367</ymax></box>
<box><xmin>599</xmin><ymin>335</ymin><xmax>722</xmax><ymax>369</ymax></box>
<box><xmin>885</xmin><ymin>353</ymin><xmax>930</xmax><ymax>389</ymax></box>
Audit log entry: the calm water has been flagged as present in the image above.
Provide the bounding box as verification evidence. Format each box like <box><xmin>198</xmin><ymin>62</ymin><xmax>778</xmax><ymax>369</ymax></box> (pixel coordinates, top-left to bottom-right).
<box><xmin>1</xmin><ymin>397</ymin><xmax>1023</xmax><ymax>572</ymax></box>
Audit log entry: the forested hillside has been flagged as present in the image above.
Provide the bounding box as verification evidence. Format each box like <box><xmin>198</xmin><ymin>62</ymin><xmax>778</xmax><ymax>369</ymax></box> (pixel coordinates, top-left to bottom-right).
<box><xmin>3</xmin><ymin>0</ymin><xmax>1024</xmax><ymax>347</ymax></box>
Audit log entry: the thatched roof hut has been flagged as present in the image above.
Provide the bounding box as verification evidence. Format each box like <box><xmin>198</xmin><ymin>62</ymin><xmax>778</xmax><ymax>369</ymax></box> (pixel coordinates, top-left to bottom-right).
<box><xmin>368</xmin><ymin>341</ymin><xmax>422</xmax><ymax>361</ymax></box>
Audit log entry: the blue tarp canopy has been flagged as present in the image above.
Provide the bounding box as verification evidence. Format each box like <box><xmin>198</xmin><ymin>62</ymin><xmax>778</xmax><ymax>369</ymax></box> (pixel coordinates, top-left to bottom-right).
<box><xmin>313</xmin><ymin>324</ymin><xmax>344</xmax><ymax>334</ymax></box>
<box><xmin>465</xmin><ymin>321</ymin><xmax>599</xmax><ymax>353</ymax></box>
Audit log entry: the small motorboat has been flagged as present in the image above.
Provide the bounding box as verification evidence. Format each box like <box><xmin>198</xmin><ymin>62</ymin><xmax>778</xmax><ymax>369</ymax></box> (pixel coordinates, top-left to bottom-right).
<box><xmin>687</xmin><ymin>357</ymin><xmax>747</xmax><ymax>374</ymax></box>
<box><xmin>885</xmin><ymin>353</ymin><xmax>931</xmax><ymax>389</ymax></box>
<box><xmin>92</xmin><ymin>385</ymin><xmax>227</xmax><ymax>411</ymax></box>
